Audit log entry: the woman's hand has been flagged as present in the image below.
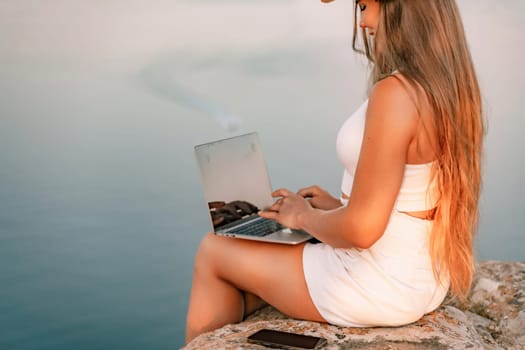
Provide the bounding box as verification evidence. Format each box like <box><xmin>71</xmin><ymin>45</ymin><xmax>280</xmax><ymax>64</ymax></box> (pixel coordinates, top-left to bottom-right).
<box><xmin>259</xmin><ymin>188</ymin><xmax>313</xmax><ymax>229</ymax></box>
<box><xmin>297</xmin><ymin>185</ymin><xmax>341</xmax><ymax>210</ymax></box>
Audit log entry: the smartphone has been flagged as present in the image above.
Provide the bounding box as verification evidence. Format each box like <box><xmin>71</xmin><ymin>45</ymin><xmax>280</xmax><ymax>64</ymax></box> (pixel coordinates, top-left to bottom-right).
<box><xmin>247</xmin><ymin>329</ymin><xmax>327</xmax><ymax>349</ymax></box>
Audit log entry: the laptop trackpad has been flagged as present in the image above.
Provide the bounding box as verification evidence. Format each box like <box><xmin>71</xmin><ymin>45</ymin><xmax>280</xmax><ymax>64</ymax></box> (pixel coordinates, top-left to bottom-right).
<box><xmin>268</xmin><ymin>229</ymin><xmax>310</xmax><ymax>243</ymax></box>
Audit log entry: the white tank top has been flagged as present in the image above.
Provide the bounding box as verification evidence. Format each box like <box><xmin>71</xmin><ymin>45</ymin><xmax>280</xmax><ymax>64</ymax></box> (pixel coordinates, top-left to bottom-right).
<box><xmin>336</xmin><ymin>100</ymin><xmax>438</xmax><ymax>211</ymax></box>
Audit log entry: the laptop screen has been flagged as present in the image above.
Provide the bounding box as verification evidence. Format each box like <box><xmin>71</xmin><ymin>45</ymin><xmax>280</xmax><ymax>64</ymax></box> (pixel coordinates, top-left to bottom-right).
<box><xmin>194</xmin><ymin>132</ymin><xmax>274</xmax><ymax>230</ymax></box>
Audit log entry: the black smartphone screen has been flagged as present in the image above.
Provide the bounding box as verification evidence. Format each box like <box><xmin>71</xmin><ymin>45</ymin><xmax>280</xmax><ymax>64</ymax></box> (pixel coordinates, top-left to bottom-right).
<box><xmin>247</xmin><ymin>329</ymin><xmax>326</xmax><ymax>349</ymax></box>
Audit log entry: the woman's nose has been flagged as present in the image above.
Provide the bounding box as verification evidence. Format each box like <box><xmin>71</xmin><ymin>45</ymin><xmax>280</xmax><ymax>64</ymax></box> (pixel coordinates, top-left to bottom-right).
<box><xmin>360</xmin><ymin>16</ymin><xmax>366</xmax><ymax>28</ymax></box>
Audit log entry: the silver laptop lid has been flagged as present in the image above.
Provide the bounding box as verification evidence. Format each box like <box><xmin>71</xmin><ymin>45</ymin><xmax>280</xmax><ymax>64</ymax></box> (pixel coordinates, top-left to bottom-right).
<box><xmin>194</xmin><ymin>132</ymin><xmax>274</xmax><ymax>231</ymax></box>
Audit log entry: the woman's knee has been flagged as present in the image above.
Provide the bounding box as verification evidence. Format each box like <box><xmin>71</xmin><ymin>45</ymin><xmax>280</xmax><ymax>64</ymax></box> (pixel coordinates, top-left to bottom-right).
<box><xmin>193</xmin><ymin>233</ymin><xmax>222</xmax><ymax>274</ymax></box>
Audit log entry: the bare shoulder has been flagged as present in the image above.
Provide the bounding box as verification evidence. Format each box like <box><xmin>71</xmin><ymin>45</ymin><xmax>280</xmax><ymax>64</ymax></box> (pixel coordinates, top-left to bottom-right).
<box><xmin>371</xmin><ymin>74</ymin><xmax>415</xmax><ymax>100</ymax></box>
<box><xmin>366</xmin><ymin>75</ymin><xmax>420</xmax><ymax>139</ymax></box>
<box><xmin>369</xmin><ymin>75</ymin><xmax>419</xmax><ymax>119</ymax></box>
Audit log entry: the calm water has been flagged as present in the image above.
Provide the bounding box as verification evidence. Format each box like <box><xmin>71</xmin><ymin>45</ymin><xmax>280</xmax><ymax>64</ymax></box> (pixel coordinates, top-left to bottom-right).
<box><xmin>1</xmin><ymin>1</ymin><xmax>524</xmax><ymax>349</ymax></box>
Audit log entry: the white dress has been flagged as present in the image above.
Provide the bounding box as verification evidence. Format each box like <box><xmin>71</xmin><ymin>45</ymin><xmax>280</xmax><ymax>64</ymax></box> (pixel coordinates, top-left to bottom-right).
<box><xmin>302</xmin><ymin>100</ymin><xmax>449</xmax><ymax>327</ymax></box>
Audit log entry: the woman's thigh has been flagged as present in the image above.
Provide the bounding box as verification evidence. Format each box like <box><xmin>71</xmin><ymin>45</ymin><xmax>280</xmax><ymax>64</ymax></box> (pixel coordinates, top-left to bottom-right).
<box><xmin>196</xmin><ymin>233</ymin><xmax>325</xmax><ymax>322</ymax></box>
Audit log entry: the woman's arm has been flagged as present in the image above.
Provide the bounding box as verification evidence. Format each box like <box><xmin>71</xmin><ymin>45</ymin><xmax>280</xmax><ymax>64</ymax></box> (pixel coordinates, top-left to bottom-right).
<box><xmin>297</xmin><ymin>185</ymin><xmax>342</xmax><ymax>210</ymax></box>
<box><xmin>260</xmin><ymin>76</ymin><xmax>419</xmax><ymax>249</ymax></box>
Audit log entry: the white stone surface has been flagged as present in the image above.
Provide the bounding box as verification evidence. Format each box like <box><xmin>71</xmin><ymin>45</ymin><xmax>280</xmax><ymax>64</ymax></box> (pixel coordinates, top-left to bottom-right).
<box><xmin>183</xmin><ymin>261</ymin><xmax>525</xmax><ymax>350</ymax></box>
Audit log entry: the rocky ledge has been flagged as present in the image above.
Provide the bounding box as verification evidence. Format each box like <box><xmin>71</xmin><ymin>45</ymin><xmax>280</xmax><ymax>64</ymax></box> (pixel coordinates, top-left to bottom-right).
<box><xmin>183</xmin><ymin>261</ymin><xmax>525</xmax><ymax>349</ymax></box>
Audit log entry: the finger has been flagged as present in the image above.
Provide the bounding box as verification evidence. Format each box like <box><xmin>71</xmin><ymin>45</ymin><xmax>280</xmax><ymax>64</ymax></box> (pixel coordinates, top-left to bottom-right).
<box><xmin>267</xmin><ymin>202</ymin><xmax>280</xmax><ymax>212</ymax></box>
<box><xmin>297</xmin><ymin>188</ymin><xmax>313</xmax><ymax>198</ymax></box>
<box><xmin>258</xmin><ymin>210</ymin><xmax>278</xmax><ymax>220</ymax></box>
<box><xmin>272</xmin><ymin>188</ymin><xmax>292</xmax><ymax>197</ymax></box>
<box><xmin>297</xmin><ymin>186</ymin><xmax>318</xmax><ymax>198</ymax></box>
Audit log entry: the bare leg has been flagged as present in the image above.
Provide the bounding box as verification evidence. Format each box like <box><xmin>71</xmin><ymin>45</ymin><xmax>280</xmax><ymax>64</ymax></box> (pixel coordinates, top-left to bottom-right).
<box><xmin>185</xmin><ymin>239</ymin><xmax>244</xmax><ymax>342</ymax></box>
<box><xmin>185</xmin><ymin>233</ymin><xmax>325</xmax><ymax>344</ymax></box>
<box><xmin>243</xmin><ymin>292</ymin><xmax>267</xmax><ymax>318</ymax></box>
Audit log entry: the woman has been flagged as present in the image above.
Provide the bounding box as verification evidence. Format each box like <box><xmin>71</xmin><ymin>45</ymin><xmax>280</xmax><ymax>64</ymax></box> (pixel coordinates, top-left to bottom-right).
<box><xmin>185</xmin><ymin>0</ymin><xmax>483</xmax><ymax>343</ymax></box>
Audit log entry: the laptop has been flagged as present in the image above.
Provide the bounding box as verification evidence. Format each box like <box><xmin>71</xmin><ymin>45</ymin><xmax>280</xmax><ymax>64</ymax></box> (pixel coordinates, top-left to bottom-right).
<box><xmin>194</xmin><ymin>132</ymin><xmax>312</xmax><ymax>244</ymax></box>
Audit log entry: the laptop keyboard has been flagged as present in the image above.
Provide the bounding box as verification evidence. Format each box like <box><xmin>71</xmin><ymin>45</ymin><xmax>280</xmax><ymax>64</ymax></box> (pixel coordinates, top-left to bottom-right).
<box><xmin>227</xmin><ymin>217</ymin><xmax>284</xmax><ymax>237</ymax></box>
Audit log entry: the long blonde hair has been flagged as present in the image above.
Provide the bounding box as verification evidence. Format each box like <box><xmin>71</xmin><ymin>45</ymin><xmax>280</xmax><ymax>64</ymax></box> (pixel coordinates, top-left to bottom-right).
<box><xmin>353</xmin><ymin>0</ymin><xmax>484</xmax><ymax>300</ymax></box>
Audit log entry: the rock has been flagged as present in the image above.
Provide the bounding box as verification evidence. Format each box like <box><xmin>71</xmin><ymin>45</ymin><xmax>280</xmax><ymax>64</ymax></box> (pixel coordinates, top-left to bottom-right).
<box><xmin>183</xmin><ymin>261</ymin><xmax>525</xmax><ymax>350</ymax></box>
<box><xmin>474</xmin><ymin>277</ymin><xmax>501</xmax><ymax>294</ymax></box>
